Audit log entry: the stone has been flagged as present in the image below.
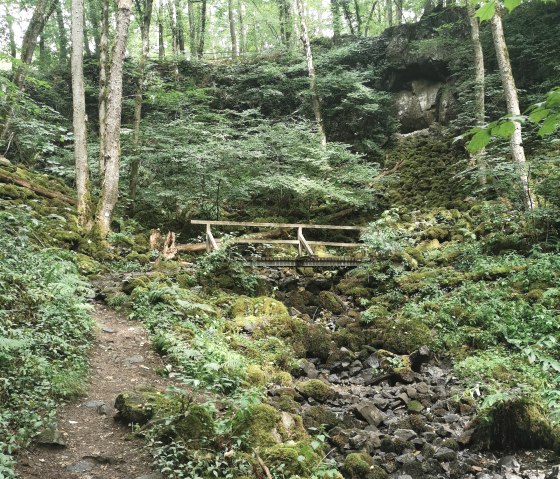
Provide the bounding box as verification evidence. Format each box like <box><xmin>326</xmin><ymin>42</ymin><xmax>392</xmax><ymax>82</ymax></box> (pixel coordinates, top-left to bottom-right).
<box><xmin>36</xmin><ymin>423</ymin><xmax>66</xmax><ymax>448</ymax></box>
<box><xmin>97</xmin><ymin>404</ymin><xmax>112</xmax><ymax>415</ymax></box>
<box><xmin>298</xmin><ymin>359</ymin><xmax>319</xmax><ymax>379</ymax></box>
<box><xmin>124</xmin><ymin>354</ymin><xmax>144</xmax><ymax>364</ymax></box>
<box><xmin>497</xmin><ymin>456</ymin><xmax>520</xmax><ymax>473</ymax></box>
<box><xmin>135</xmin><ymin>474</ymin><xmax>165</xmax><ymax>479</ymax></box>
<box><xmin>433</xmin><ymin>446</ymin><xmax>457</xmax><ymax>462</ymax></box>
<box><xmin>407</xmin><ymin>400</ymin><xmax>424</xmax><ymax>413</ymax></box>
<box><xmin>102</xmin><ymin>327</ymin><xmax>116</xmax><ymax>333</ymax></box>
<box><xmin>66</xmin><ymin>459</ymin><xmax>96</xmax><ymax>473</ymax></box>
<box><xmin>83</xmin><ymin>400</ymin><xmax>105</xmax><ymax>408</ymax></box>
<box><xmin>349</xmin><ymin>430</ymin><xmax>382</xmax><ymax>453</ymax></box>
<box><xmin>546</xmin><ymin>466</ymin><xmax>560</xmax><ymax>479</ymax></box>
<box><xmin>394</xmin><ymin>429</ymin><xmax>417</xmax><ymax>442</ymax></box>
<box><xmin>353</xmin><ymin>401</ymin><xmax>386</xmax><ymax>427</ymax></box>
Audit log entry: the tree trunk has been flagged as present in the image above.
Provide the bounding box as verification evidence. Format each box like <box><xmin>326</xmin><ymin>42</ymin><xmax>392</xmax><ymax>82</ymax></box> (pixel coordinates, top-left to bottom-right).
<box><xmin>95</xmin><ymin>0</ymin><xmax>133</xmax><ymax>238</ymax></box>
<box><xmin>1</xmin><ymin>0</ymin><xmax>56</xmax><ymax>142</ymax></box>
<box><xmin>341</xmin><ymin>0</ymin><xmax>355</xmax><ymax>35</ymax></box>
<box><xmin>158</xmin><ymin>0</ymin><xmax>166</xmax><ymax>59</ymax></box>
<box><xmin>128</xmin><ymin>0</ymin><xmax>153</xmax><ymax>216</ymax></box>
<box><xmin>98</xmin><ymin>0</ymin><xmax>109</xmax><ymax>180</ymax></box>
<box><xmin>166</xmin><ymin>0</ymin><xmax>178</xmax><ymax>54</ymax></box>
<box><xmin>353</xmin><ymin>0</ymin><xmax>362</xmax><ymax>35</ymax></box>
<box><xmin>364</xmin><ymin>0</ymin><xmax>378</xmax><ymax>36</ymax></box>
<box><xmin>467</xmin><ymin>2</ymin><xmax>486</xmax><ymax>184</ymax></box>
<box><xmin>490</xmin><ymin>6</ymin><xmax>533</xmax><ymax>209</ymax></box>
<box><xmin>6</xmin><ymin>7</ymin><xmax>17</xmax><ymax>59</ymax></box>
<box><xmin>228</xmin><ymin>0</ymin><xmax>239</xmax><ymax>59</ymax></box>
<box><xmin>395</xmin><ymin>0</ymin><xmax>402</xmax><ymax>24</ymax></box>
<box><xmin>56</xmin><ymin>0</ymin><xmax>68</xmax><ymax>61</ymax></box>
<box><xmin>187</xmin><ymin>0</ymin><xmax>196</xmax><ymax>58</ymax></box>
<box><xmin>330</xmin><ymin>0</ymin><xmax>342</xmax><ymax>43</ymax></box>
<box><xmin>386</xmin><ymin>0</ymin><xmax>393</xmax><ymax>27</ymax></box>
<box><xmin>295</xmin><ymin>0</ymin><xmax>327</xmax><ymax>146</ymax></box>
<box><xmin>238</xmin><ymin>0</ymin><xmax>246</xmax><ymax>54</ymax></box>
<box><xmin>175</xmin><ymin>0</ymin><xmax>186</xmax><ymax>54</ymax></box>
<box><xmin>72</xmin><ymin>0</ymin><xmax>93</xmax><ymax>229</ymax></box>
<box><xmin>197</xmin><ymin>0</ymin><xmax>207</xmax><ymax>58</ymax></box>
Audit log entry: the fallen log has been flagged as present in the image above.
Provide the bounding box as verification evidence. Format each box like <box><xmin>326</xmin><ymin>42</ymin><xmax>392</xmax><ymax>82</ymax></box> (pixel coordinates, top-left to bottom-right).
<box><xmin>0</xmin><ymin>169</ymin><xmax>76</xmax><ymax>205</ymax></box>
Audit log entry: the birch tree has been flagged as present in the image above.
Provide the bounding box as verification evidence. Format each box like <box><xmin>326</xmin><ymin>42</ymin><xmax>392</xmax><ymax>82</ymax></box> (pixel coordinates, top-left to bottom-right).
<box><xmin>95</xmin><ymin>0</ymin><xmax>134</xmax><ymax>237</ymax></box>
<box><xmin>490</xmin><ymin>4</ymin><xmax>533</xmax><ymax>208</ymax></box>
<box><xmin>71</xmin><ymin>0</ymin><xmax>93</xmax><ymax>228</ymax></box>
<box><xmin>128</xmin><ymin>0</ymin><xmax>154</xmax><ymax>214</ymax></box>
<box><xmin>295</xmin><ymin>0</ymin><xmax>327</xmax><ymax>146</ymax></box>
<box><xmin>98</xmin><ymin>0</ymin><xmax>109</xmax><ymax>179</ymax></box>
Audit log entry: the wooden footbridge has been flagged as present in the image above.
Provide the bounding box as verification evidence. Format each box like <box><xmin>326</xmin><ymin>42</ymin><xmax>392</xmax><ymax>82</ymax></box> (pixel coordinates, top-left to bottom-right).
<box><xmin>185</xmin><ymin>219</ymin><xmax>367</xmax><ymax>268</ymax></box>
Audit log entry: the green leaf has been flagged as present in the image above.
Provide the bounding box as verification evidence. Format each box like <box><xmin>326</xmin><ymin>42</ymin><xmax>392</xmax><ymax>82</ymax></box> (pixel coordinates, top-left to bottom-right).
<box><xmin>538</xmin><ymin>114</ymin><xmax>560</xmax><ymax>137</ymax></box>
<box><xmin>468</xmin><ymin>129</ymin><xmax>491</xmax><ymax>153</ymax></box>
<box><xmin>529</xmin><ymin>108</ymin><xmax>550</xmax><ymax>124</ymax></box>
<box><xmin>476</xmin><ymin>1</ymin><xmax>496</xmax><ymax>21</ymax></box>
<box><xmin>504</xmin><ymin>0</ymin><xmax>521</xmax><ymax>12</ymax></box>
<box><xmin>491</xmin><ymin>121</ymin><xmax>516</xmax><ymax>138</ymax></box>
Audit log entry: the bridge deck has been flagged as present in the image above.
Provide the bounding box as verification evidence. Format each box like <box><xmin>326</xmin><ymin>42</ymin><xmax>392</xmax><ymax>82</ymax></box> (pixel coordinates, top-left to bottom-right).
<box><xmin>250</xmin><ymin>257</ymin><xmax>365</xmax><ymax>268</ymax></box>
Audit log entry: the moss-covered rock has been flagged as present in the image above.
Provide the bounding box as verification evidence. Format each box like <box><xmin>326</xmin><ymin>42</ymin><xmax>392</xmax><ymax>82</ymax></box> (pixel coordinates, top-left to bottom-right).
<box><xmin>369</xmin><ymin>317</ymin><xmax>433</xmax><ymax>355</ymax></box>
<box><xmin>472</xmin><ymin>396</ymin><xmax>560</xmax><ymax>451</ymax></box>
<box><xmin>344</xmin><ymin>452</ymin><xmax>388</xmax><ymax>479</ymax></box>
<box><xmin>262</xmin><ymin>442</ymin><xmax>321</xmax><ymax>477</ymax></box>
<box><xmin>114</xmin><ymin>388</ymin><xmax>167</xmax><ymax>425</ymax></box>
<box><xmin>296</xmin><ymin>379</ymin><xmax>333</xmax><ymax>402</ymax></box>
<box><xmin>302</xmin><ymin>405</ymin><xmax>340</xmax><ymax>431</ymax></box>
<box><xmin>318</xmin><ymin>291</ymin><xmax>346</xmax><ymax>314</ymax></box>
<box><xmin>302</xmin><ymin>323</ymin><xmax>333</xmax><ymax>361</ymax></box>
<box><xmin>246</xmin><ymin>364</ymin><xmax>267</xmax><ymax>386</ymax></box>
<box><xmin>231</xmin><ymin>296</ymin><xmax>290</xmax><ymax>319</ymax></box>
<box><xmin>172</xmin><ymin>404</ymin><xmax>215</xmax><ymax>445</ymax></box>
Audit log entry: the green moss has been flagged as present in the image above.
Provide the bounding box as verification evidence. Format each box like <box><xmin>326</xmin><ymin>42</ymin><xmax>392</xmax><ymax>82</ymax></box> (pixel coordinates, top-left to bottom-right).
<box><xmin>302</xmin><ymin>405</ymin><xmax>340</xmax><ymax>431</ymax></box>
<box><xmin>297</xmin><ymin>380</ymin><xmax>332</xmax><ymax>402</ymax></box>
<box><xmin>172</xmin><ymin>404</ymin><xmax>215</xmax><ymax>445</ymax></box>
<box><xmin>369</xmin><ymin>317</ymin><xmax>433</xmax><ymax>355</ymax></box>
<box><xmin>231</xmin><ymin>296</ymin><xmax>290</xmax><ymax>319</ymax></box>
<box><xmin>246</xmin><ymin>364</ymin><xmax>267</xmax><ymax>387</ymax></box>
<box><xmin>344</xmin><ymin>452</ymin><xmax>388</xmax><ymax>479</ymax></box>
<box><xmin>126</xmin><ymin>251</ymin><xmax>150</xmax><ymax>264</ymax></box>
<box><xmin>74</xmin><ymin>253</ymin><xmax>104</xmax><ymax>275</ymax></box>
<box><xmin>114</xmin><ymin>388</ymin><xmax>170</xmax><ymax>425</ymax></box>
<box><xmin>472</xmin><ymin>396</ymin><xmax>560</xmax><ymax>451</ymax></box>
<box><xmin>407</xmin><ymin>400</ymin><xmax>424</xmax><ymax>413</ymax></box>
<box><xmin>176</xmin><ymin>273</ymin><xmax>197</xmax><ymax>288</ymax></box>
<box><xmin>262</xmin><ymin>442</ymin><xmax>320</xmax><ymax>477</ymax></box>
<box><xmin>317</xmin><ymin>291</ymin><xmax>346</xmax><ymax>314</ymax></box>
<box><xmin>302</xmin><ymin>323</ymin><xmax>333</xmax><ymax>361</ymax></box>
<box><xmin>234</xmin><ymin>403</ymin><xmax>281</xmax><ymax>448</ymax></box>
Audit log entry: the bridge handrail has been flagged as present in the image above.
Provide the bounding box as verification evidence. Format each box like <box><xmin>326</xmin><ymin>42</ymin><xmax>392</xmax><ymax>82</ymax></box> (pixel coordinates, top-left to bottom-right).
<box><xmin>191</xmin><ymin>219</ymin><xmax>365</xmax><ymax>231</ymax></box>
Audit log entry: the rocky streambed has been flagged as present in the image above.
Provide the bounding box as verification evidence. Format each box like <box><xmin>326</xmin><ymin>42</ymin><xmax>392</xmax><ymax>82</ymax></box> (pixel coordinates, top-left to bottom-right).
<box><xmin>94</xmin><ymin>266</ymin><xmax>560</xmax><ymax>479</ymax></box>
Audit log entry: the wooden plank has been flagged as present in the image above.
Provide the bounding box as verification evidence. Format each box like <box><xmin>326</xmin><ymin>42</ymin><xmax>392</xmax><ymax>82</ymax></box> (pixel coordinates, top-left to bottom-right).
<box><xmin>191</xmin><ymin>219</ymin><xmax>365</xmax><ymax>231</ymax></box>
<box><xmin>206</xmin><ymin>224</ymin><xmax>218</xmax><ymax>252</ymax></box>
<box><xmin>298</xmin><ymin>226</ymin><xmax>314</xmax><ymax>255</ymax></box>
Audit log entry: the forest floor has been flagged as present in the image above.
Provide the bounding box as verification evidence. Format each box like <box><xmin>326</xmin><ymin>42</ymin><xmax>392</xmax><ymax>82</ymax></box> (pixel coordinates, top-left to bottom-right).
<box><xmin>16</xmin><ymin>303</ymin><xmax>165</xmax><ymax>479</ymax></box>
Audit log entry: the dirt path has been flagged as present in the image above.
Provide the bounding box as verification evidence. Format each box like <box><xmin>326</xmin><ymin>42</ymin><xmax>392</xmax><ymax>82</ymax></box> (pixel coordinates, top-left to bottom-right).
<box><xmin>16</xmin><ymin>303</ymin><xmax>167</xmax><ymax>479</ymax></box>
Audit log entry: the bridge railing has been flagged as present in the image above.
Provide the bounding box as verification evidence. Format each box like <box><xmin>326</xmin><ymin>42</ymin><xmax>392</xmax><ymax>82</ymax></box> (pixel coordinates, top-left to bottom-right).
<box><xmin>190</xmin><ymin>219</ymin><xmax>365</xmax><ymax>256</ymax></box>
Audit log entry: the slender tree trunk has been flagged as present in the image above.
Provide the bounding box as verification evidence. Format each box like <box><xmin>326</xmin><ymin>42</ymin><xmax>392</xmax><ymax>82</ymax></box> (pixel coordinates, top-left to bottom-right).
<box><xmin>295</xmin><ymin>0</ymin><xmax>326</xmax><ymax>146</ymax></box>
<box><xmin>395</xmin><ymin>0</ymin><xmax>402</xmax><ymax>24</ymax></box>
<box><xmin>490</xmin><ymin>6</ymin><xmax>533</xmax><ymax>209</ymax></box>
<box><xmin>341</xmin><ymin>0</ymin><xmax>355</xmax><ymax>35</ymax></box>
<box><xmin>72</xmin><ymin>0</ymin><xmax>93</xmax><ymax>229</ymax></box>
<box><xmin>83</xmin><ymin>9</ymin><xmax>93</xmax><ymax>56</ymax></box>
<box><xmin>228</xmin><ymin>0</ymin><xmax>239</xmax><ymax>59</ymax></box>
<box><xmin>386</xmin><ymin>0</ymin><xmax>393</xmax><ymax>26</ymax></box>
<box><xmin>98</xmin><ymin>0</ymin><xmax>109</xmax><ymax>179</ymax></box>
<box><xmin>56</xmin><ymin>0</ymin><xmax>68</xmax><ymax>61</ymax></box>
<box><xmin>1</xmin><ymin>0</ymin><xmax>56</xmax><ymax>142</ymax></box>
<box><xmin>238</xmin><ymin>0</ymin><xmax>246</xmax><ymax>54</ymax></box>
<box><xmin>88</xmin><ymin>0</ymin><xmax>101</xmax><ymax>56</ymax></box>
<box><xmin>175</xmin><ymin>0</ymin><xmax>186</xmax><ymax>54</ymax></box>
<box><xmin>158</xmin><ymin>0</ymin><xmax>165</xmax><ymax>59</ymax></box>
<box><xmin>467</xmin><ymin>2</ymin><xmax>486</xmax><ymax>184</ymax></box>
<box><xmin>95</xmin><ymin>0</ymin><xmax>133</xmax><ymax>237</ymax></box>
<box><xmin>197</xmin><ymin>0</ymin><xmax>207</xmax><ymax>57</ymax></box>
<box><xmin>353</xmin><ymin>0</ymin><xmax>362</xmax><ymax>35</ymax></box>
<box><xmin>187</xmin><ymin>0</ymin><xmax>196</xmax><ymax>58</ymax></box>
<box><xmin>330</xmin><ymin>0</ymin><xmax>342</xmax><ymax>43</ymax></box>
<box><xmin>364</xmin><ymin>0</ymin><xmax>378</xmax><ymax>36</ymax></box>
<box><xmin>6</xmin><ymin>8</ymin><xmax>16</xmax><ymax>59</ymax></box>
<box><xmin>128</xmin><ymin>0</ymin><xmax>153</xmax><ymax>215</ymax></box>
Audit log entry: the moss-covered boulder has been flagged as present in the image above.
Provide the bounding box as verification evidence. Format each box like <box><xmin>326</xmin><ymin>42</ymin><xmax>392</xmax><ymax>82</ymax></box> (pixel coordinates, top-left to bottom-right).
<box><xmin>369</xmin><ymin>317</ymin><xmax>433</xmax><ymax>355</ymax></box>
<box><xmin>344</xmin><ymin>452</ymin><xmax>389</xmax><ymax>479</ymax></box>
<box><xmin>302</xmin><ymin>323</ymin><xmax>333</xmax><ymax>361</ymax></box>
<box><xmin>262</xmin><ymin>442</ymin><xmax>321</xmax><ymax>477</ymax></box>
<box><xmin>114</xmin><ymin>388</ymin><xmax>167</xmax><ymax>425</ymax></box>
<box><xmin>172</xmin><ymin>404</ymin><xmax>215</xmax><ymax>446</ymax></box>
<box><xmin>318</xmin><ymin>291</ymin><xmax>346</xmax><ymax>314</ymax></box>
<box><xmin>302</xmin><ymin>405</ymin><xmax>340</xmax><ymax>431</ymax></box>
<box><xmin>296</xmin><ymin>379</ymin><xmax>333</xmax><ymax>402</ymax></box>
<box><xmin>231</xmin><ymin>296</ymin><xmax>289</xmax><ymax>320</ymax></box>
<box><xmin>472</xmin><ymin>396</ymin><xmax>560</xmax><ymax>451</ymax></box>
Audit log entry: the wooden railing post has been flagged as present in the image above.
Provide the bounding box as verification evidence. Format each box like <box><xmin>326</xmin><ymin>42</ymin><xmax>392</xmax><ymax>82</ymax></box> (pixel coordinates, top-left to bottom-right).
<box><xmin>297</xmin><ymin>226</ymin><xmax>314</xmax><ymax>256</ymax></box>
<box><xmin>206</xmin><ymin>223</ymin><xmax>212</xmax><ymax>253</ymax></box>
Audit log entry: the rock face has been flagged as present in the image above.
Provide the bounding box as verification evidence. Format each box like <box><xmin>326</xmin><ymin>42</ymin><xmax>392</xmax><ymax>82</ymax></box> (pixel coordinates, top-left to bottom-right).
<box><xmin>375</xmin><ymin>7</ymin><xmax>467</xmax><ymax>132</ymax></box>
